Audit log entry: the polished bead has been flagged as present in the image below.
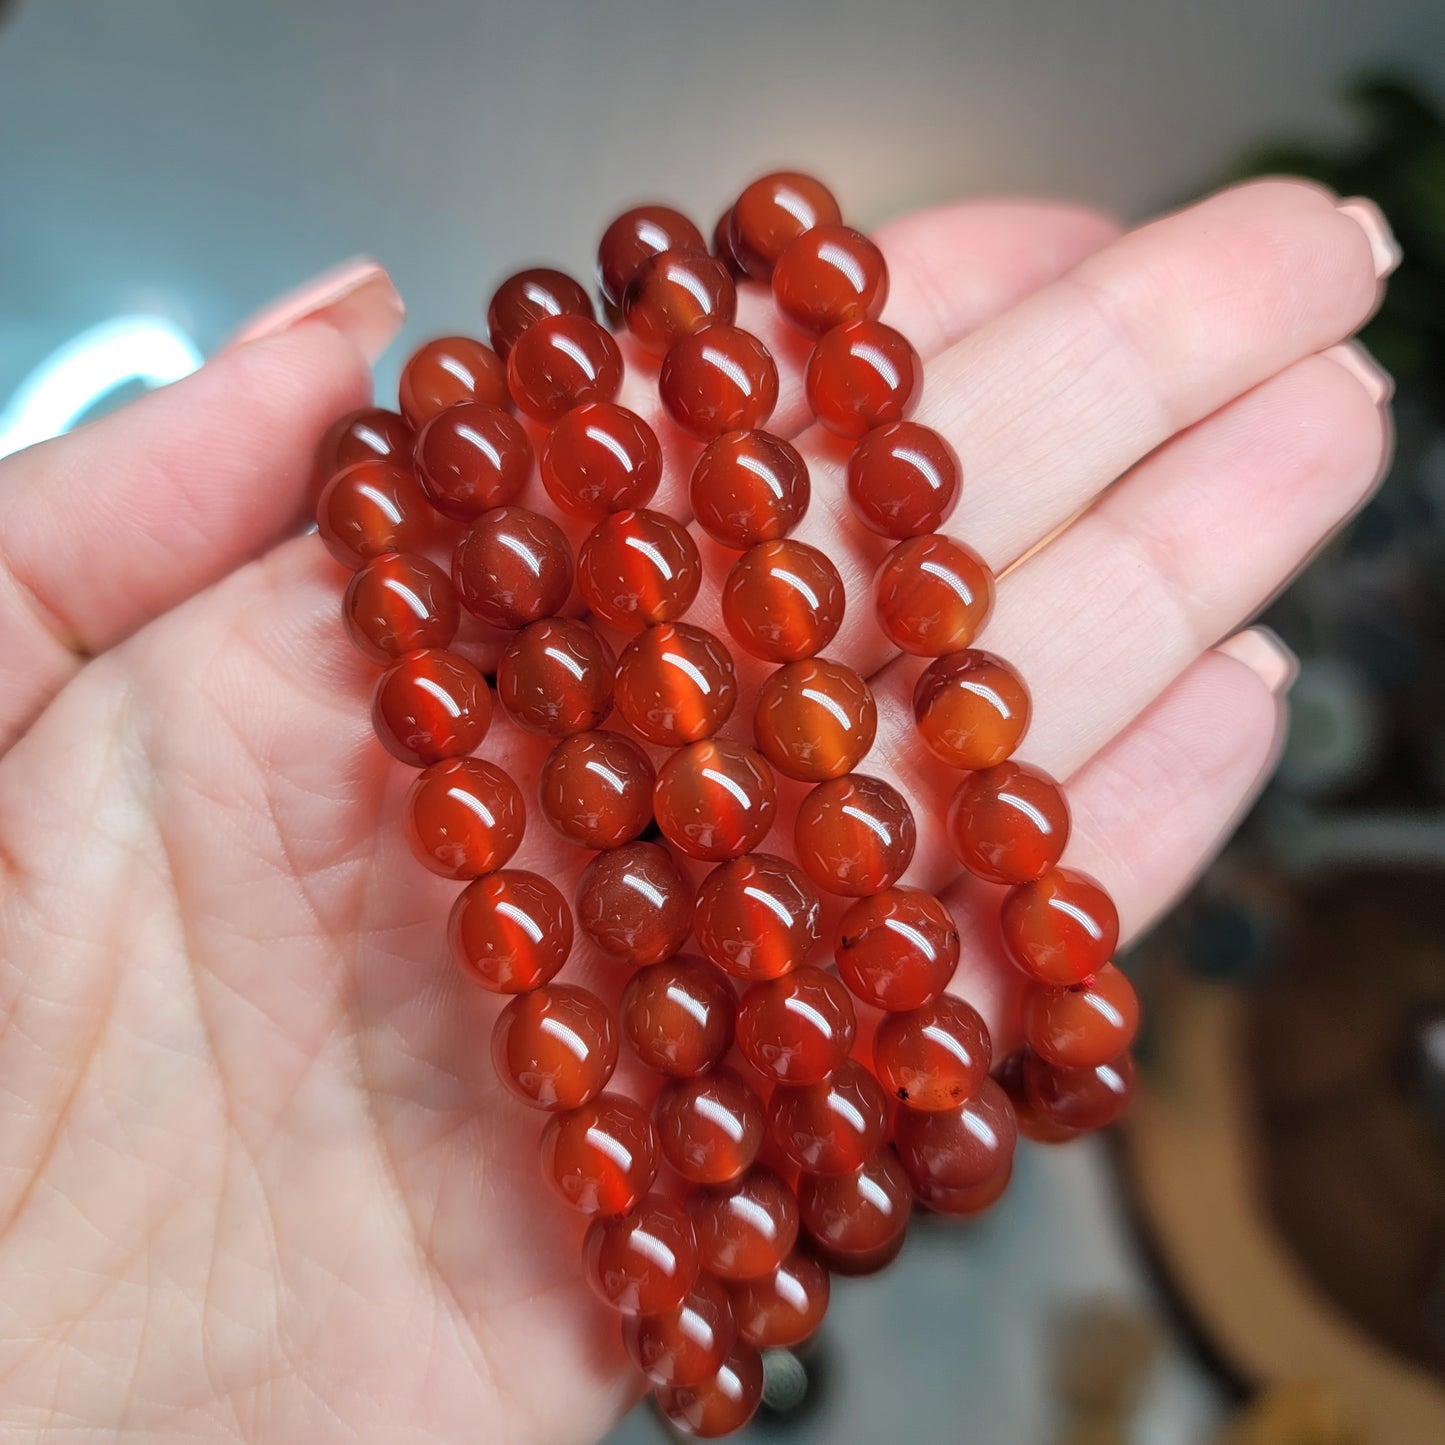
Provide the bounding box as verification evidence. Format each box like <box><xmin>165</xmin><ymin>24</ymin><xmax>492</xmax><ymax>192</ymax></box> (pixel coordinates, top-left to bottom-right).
<box><xmin>730</xmin><ymin>172</ymin><xmax>842</xmax><ymax>280</ymax></box>
<box><xmin>597</xmin><ymin>204</ymin><xmax>706</xmax><ymax>307</ymax></box>
<box><xmin>1024</xmin><ymin>1050</ymin><xmax>1135</xmax><ymax>1131</ymax></box>
<box><xmin>806</xmin><ymin>320</ymin><xmax>921</xmax><ymax>438</ymax></box>
<box><xmin>452</xmin><ymin>506</ymin><xmax>573</xmax><ymax>631</ymax></box>
<box><xmin>798</xmin><ymin>1148</ymin><xmax>912</xmax><ymax>1275</ymax></box>
<box><xmin>343</xmin><ymin>551</ymin><xmax>459</xmax><ymax>663</ymax></box>
<box><xmin>1022</xmin><ymin>963</ymin><xmax>1139</xmax><ymax>1069</ymax></box>
<box><xmin>416</xmin><ymin>403</ymin><xmax>533</xmax><ymax>521</ymax></box>
<box><xmin>398</xmin><ymin>335</ymin><xmax>509</xmax><ymax>428</ymax></box>
<box><xmin>874</xmin><ymin>534</ymin><xmax>994</xmax><ymax>656</ymax></box>
<box><xmin>316</xmin><ymin>407</ymin><xmax>414</xmax><ymax>479</ymax></box>
<box><xmin>449</xmin><ymin>869</ymin><xmax>572</xmax><ymax>992</ymax></box>
<box><xmin>795</xmin><ymin>774</ymin><xmax>916</xmax><ymax>898</ymax></box>
<box><xmin>577</xmin><ymin>508</ymin><xmax>701</xmax><ymax>630</ymax></box>
<box><xmin>766</xmin><ymin>1059</ymin><xmax>888</xmax><ymax>1175</ymax></box>
<box><xmin>614</xmin><ymin>622</ymin><xmax>737</xmax><ymax>746</ymax></box>
<box><xmin>507</xmin><ymin>314</ymin><xmax>623</xmax><ymax>424</ymax></box>
<box><xmin>576</xmin><ymin>841</ymin><xmax>692</xmax><ymax>966</ymax></box>
<box><xmin>659</xmin><ymin>325</ymin><xmax>779</xmax><ymax>440</ymax></box>
<box><xmin>540</xmin><ymin>402</ymin><xmax>661</xmax><ymax>518</ymax></box>
<box><xmin>656</xmin><ymin>1067</ymin><xmax>765</xmax><ymax>1185</ymax></box>
<box><xmin>654</xmin><ymin>738</ymin><xmax>777</xmax><ymax>862</ymax></box>
<box><xmin>688</xmin><ymin>1167</ymin><xmax>800</xmax><ymax>1281</ymax></box>
<box><xmin>694</xmin><ymin>853</ymin><xmax>821</xmax><ymax>981</ymax></box>
<box><xmin>914</xmin><ymin>1162</ymin><xmax>1013</xmax><ymax>1217</ymax></box>
<box><xmin>833</xmin><ymin>885</ymin><xmax>959</xmax><ymax>1009</ymax></box>
<box><xmin>624</xmin><ymin>249</ymin><xmax>737</xmax><ymax>355</ymax></box>
<box><xmin>722</xmin><ymin>539</ymin><xmax>844</xmax><ymax>663</ymax></box>
<box><xmin>404</xmin><ymin>756</ymin><xmax>524</xmax><ymax>879</ymax></box>
<box><xmin>623</xmin><ymin>1273</ymin><xmax>736</xmax><ymax>1389</ymax></box>
<box><xmin>947</xmin><ymin>760</ymin><xmax>1070</xmax><ymax>884</ymax></box>
<box><xmin>913</xmin><ymin>649</ymin><xmax>1031</xmax><ymax>770</ymax></box>
<box><xmin>773</xmin><ymin>224</ymin><xmax>888</xmax><ymax>336</ymax></box>
<box><xmin>538</xmin><ymin>729</ymin><xmax>655</xmax><ymax>852</ymax></box>
<box><xmin>371</xmin><ymin>649</ymin><xmax>491</xmax><ymax>767</ymax></box>
<box><xmin>873</xmin><ymin>995</ymin><xmax>991</xmax><ymax>1110</ymax></box>
<box><xmin>736</xmin><ymin>966</ymin><xmax>856</xmax><ymax>1085</ymax></box>
<box><xmin>847</xmin><ymin>421</ymin><xmax>960</xmax><ymax>538</ymax></box>
<box><xmin>1000</xmin><ymin>868</ymin><xmax>1120</xmax><ymax>987</ymax></box>
<box><xmin>584</xmin><ymin>1194</ymin><xmax>700</xmax><ymax>1317</ymax></box>
<box><xmin>491</xmin><ymin>983</ymin><xmax>618</xmax><ymax>1110</ymax></box>
<box><xmin>689</xmin><ymin>430</ymin><xmax>810</xmax><ymax>551</ymax></box>
<box><xmin>893</xmin><ymin>1078</ymin><xmax>1018</xmax><ymax>1190</ymax></box>
<box><xmin>997</xmin><ymin>1050</ymin><xmax>1080</xmax><ymax>1144</ymax></box>
<box><xmin>621</xmin><ymin>954</ymin><xmax>736</xmax><ymax>1077</ymax></box>
<box><xmin>711</xmin><ymin>208</ymin><xmax>747</xmax><ymax>279</ymax></box>
<box><xmin>731</xmin><ymin>1250</ymin><xmax>830</xmax><ymax>1346</ymax></box>
<box><xmin>317</xmin><ymin>460</ymin><xmax>431</xmax><ymax>569</ymax></box>
<box><xmin>654</xmin><ymin>1342</ymin><xmax>764</xmax><ymax>1439</ymax></box>
<box><xmin>753</xmin><ymin>657</ymin><xmax>876</xmax><ymax>781</ymax></box>
<box><xmin>487</xmin><ymin>266</ymin><xmax>595</xmax><ymax>360</ymax></box>
<box><xmin>541</xmin><ymin>1092</ymin><xmax>658</xmax><ymax>1216</ymax></box>
<box><xmin>497</xmin><ymin>618</ymin><xmax>614</xmax><ymax>738</ymax></box>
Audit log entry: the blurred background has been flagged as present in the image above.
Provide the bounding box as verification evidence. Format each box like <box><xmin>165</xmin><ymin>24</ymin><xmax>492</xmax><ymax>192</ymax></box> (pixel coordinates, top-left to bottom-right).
<box><xmin>3</xmin><ymin>2</ymin><xmax>1444</xmax><ymax>1441</ymax></box>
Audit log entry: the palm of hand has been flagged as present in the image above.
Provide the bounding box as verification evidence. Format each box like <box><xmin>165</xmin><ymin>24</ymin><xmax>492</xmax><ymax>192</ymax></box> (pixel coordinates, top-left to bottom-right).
<box><xmin>0</xmin><ymin>183</ymin><xmax>1388</xmax><ymax>1443</ymax></box>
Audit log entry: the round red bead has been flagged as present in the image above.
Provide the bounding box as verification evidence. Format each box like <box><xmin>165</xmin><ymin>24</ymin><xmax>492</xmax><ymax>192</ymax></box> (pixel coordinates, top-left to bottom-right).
<box><xmin>914</xmin><ymin>1162</ymin><xmax>1013</xmax><ymax>1218</ymax></box>
<box><xmin>656</xmin><ymin>1067</ymin><xmax>765</xmax><ymax>1185</ymax></box>
<box><xmin>688</xmin><ymin>1167</ymin><xmax>800</xmax><ymax>1281</ymax></box>
<box><xmin>690</xmin><ymin>430</ymin><xmax>809</xmax><ymax>552</ymax></box>
<box><xmin>753</xmin><ymin>657</ymin><xmax>877</xmax><ymax>782</ymax></box>
<box><xmin>947</xmin><ymin>760</ymin><xmax>1070</xmax><ymax>884</ymax></box>
<box><xmin>540</xmin><ymin>402</ymin><xmax>661</xmax><ymax>518</ymax></box>
<box><xmin>731</xmin><ymin>1250</ymin><xmax>831</xmax><ymax>1347</ymax></box>
<box><xmin>623</xmin><ymin>1273</ymin><xmax>736</xmax><ymax>1389</ymax></box>
<box><xmin>654</xmin><ymin>738</ymin><xmax>777</xmax><ymax>862</ymax></box>
<box><xmin>540</xmin><ymin>1091</ymin><xmax>659</xmax><ymax>1216</ymax></box>
<box><xmin>371</xmin><ymin>649</ymin><xmax>492</xmax><ymax>767</ymax></box>
<box><xmin>487</xmin><ymin>267</ymin><xmax>594</xmax><ymax>360</ymax></box>
<box><xmin>1022</xmin><ymin>963</ymin><xmax>1139</xmax><ymax>1069</ymax></box>
<box><xmin>621</xmin><ymin>955</ymin><xmax>736</xmax><ymax>1078</ymax></box>
<box><xmin>404</xmin><ymin>756</ymin><xmax>524</xmax><ymax>879</ymax></box>
<box><xmin>577</xmin><ymin>508</ymin><xmax>701</xmax><ymax>629</ymax></box>
<box><xmin>491</xmin><ymin>983</ymin><xmax>618</xmax><ymax>1110</ymax></box>
<box><xmin>496</xmin><ymin>618</ymin><xmax>615</xmax><ymax>737</ymax></box>
<box><xmin>729</xmin><ymin>171</ymin><xmax>842</xmax><ymax>280</ymax></box>
<box><xmin>806</xmin><ymin>320</ymin><xmax>921</xmax><ymax>438</ymax></box>
<box><xmin>766</xmin><ymin>1059</ymin><xmax>888</xmax><ymax>1175</ymax></box>
<box><xmin>654</xmin><ymin>1342</ymin><xmax>764</xmax><ymax>1439</ymax></box>
<box><xmin>1024</xmin><ymin>1050</ymin><xmax>1135</xmax><ymax>1131</ymax></box>
<box><xmin>316</xmin><ymin>407</ymin><xmax>413</xmax><ymax>479</ymax></box>
<box><xmin>399</xmin><ymin>335</ymin><xmax>509</xmax><ymax>428</ymax></box>
<box><xmin>999</xmin><ymin>868</ymin><xmax>1120</xmax><ymax>986</ymax></box>
<box><xmin>507</xmin><ymin>314</ymin><xmax>623</xmax><ymax>424</ymax></box>
<box><xmin>343</xmin><ymin>551</ymin><xmax>459</xmax><ymax>663</ymax></box>
<box><xmin>913</xmin><ymin>649</ymin><xmax>1031</xmax><ymax>771</ymax></box>
<box><xmin>997</xmin><ymin>1051</ymin><xmax>1081</xmax><ymax>1145</ymax></box>
<box><xmin>773</xmin><ymin>223</ymin><xmax>888</xmax><ymax>336</ymax></box>
<box><xmin>834</xmin><ymin>885</ymin><xmax>959</xmax><ymax>1009</ymax></box>
<box><xmin>583</xmin><ymin>1194</ymin><xmax>700</xmax><ymax>1317</ymax></box>
<box><xmin>597</xmin><ymin>204</ymin><xmax>706</xmax><ymax>307</ymax></box>
<box><xmin>624</xmin><ymin>249</ymin><xmax>737</xmax><ymax>355</ymax></box>
<box><xmin>798</xmin><ymin>1148</ymin><xmax>912</xmax><ymax>1275</ymax></box>
<box><xmin>892</xmin><ymin>1078</ymin><xmax>1018</xmax><ymax>1191</ymax></box>
<box><xmin>576</xmin><ymin>841</ymin><xmax>693</xmax><ymax>966</ymax></box>
<box><xmin>694</xmin><ymin>853</ymin><xmax>821</xmax><ymax>981</ymax></box>
<box><xmin>538</xmin><ymin>729</ymin><xmax>656</xmax><ymax>852</ymax></box>
<box><xmin>794</xmin><ymin>774</ymin><xmax>916</xmax><ymax>898</ymax></box>
<box><xmin>416</xmin><ymin>403</ymin><xmax>533</xmax><ymax>521</ymax></box>
<box><xmin>452</xmin><ymin>506</ymin><xmax>573</xmax><ymax>630</ymax></box>
<box><xmin>449</xmin><ymin>869</ymin><xmax>572</xmax><ymax>993</ymax></box>
<box><xmin>873</xmin><ymin>995</ymin><xmax>991</xmax><ymax>1111</ymax></box>
<box><xmin>659</xmin><ymin>325</ymin><xmax>779</xmax><ymax>440</ymax></box>
<box><xmin>875</xmin><ymin>535</ymin><xmax>994</xmax><ymax>656</ymax></box>
<box><xmin>317</xmin><ymin>460</ymin><xmax>431</xmax><ymax>570</ymax></box>
<box><xmin>736</xmin><ymin>966</ymin><xmax>856</xmax><ymax>1084</ymax></box>
<box><xmin>722</xmin><ymin>539</ymin><xmax>845</xmax><ymax>663</ymax></box>
<box><xmin>847</xmin><ymin>421</ymin><xmax>960</xmax><ymax>538</ymax></box>
<box><xmin>614</xmin><ymin>622</ymin><xmax>738</xmax><ymax>746</ymax></box>
<box><xmin>712</xmin><ymin>208</ymin><xmax>746</xmax><ymax>278</ymax></box>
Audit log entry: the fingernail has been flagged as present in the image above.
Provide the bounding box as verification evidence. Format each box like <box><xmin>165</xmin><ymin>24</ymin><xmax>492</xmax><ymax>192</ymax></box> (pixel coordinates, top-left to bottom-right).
<box><xmin>1336</xmin><ymin>197</ymin><xmax>1401</xmax><ymax>278</ymax></box>
<box><xmin>1322</xmin><ymin>340</ymin><xmax>1393</xmax><ymax>406</ymax></box>
<box><xmin>226</xmin><ymin>257</ymin><xmax>404</xmax><ymax>364</ymax></box>
<box><xmin>1218</xmin><ymin>626</ymin><xmax>1299</xmax><ymax>696</ymax></box>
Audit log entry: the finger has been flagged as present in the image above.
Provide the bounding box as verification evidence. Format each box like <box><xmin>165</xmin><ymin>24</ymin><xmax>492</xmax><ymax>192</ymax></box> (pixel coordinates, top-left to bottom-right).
<box><xmin>0</xmin><ymin>314</ymin><xmax>381</xmax><ymax>749</ymax></box>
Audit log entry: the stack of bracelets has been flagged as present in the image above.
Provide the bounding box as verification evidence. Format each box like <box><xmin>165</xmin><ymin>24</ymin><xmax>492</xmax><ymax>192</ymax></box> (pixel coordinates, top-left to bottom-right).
<box><xmin>314</xmin><ymin>172</ymin><xmax>1140</xmax><ymax>1438</ymax></box>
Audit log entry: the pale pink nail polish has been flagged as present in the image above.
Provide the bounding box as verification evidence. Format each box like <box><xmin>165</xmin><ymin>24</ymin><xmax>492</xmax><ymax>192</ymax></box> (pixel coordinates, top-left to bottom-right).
<box><xmin>1336</xmin><ymin>198</ymin><xmax>1402</xmax><ymax>279</ymax></box>
<box><xmin>1322</xmin><ymin>341</ymin><xmax>1393</xmax><ymax>406</ymax></box>
<box><xmin>1218</xmin><ymin>627</ymin><xmax>1299</xmax><ymax>696</ymax></box>
<box><xmin>226</xmin><ymin>257</ymin><xmax>405</xmax><ymax>364</ymax></box>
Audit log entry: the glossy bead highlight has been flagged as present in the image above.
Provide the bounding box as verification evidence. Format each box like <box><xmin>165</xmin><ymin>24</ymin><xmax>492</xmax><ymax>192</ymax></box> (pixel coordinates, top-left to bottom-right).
<box><xmin>541</xmin><ymin>1091</ymin><xmax>659</xmax><ymax>1215</ymax></box>
<box><xmin>947</xmin><ymin>760</ymin><xmax>1070</xmax><ymax>884</ymax></box>
<box><xmin>892</xmin><ymin>1078</ymin><xmax>1018</xmax><ymax>1191</ymax></box>
<box><xmin>999</xmin><ymin>868</ymin><xmax>1119</xmax><ymax>986</ymax></box>
<box><xmin>773</xmin><ymin>223</ymin><xmax>888</xmax><ymax>336</ymax></box>
<box><xmin>538</xmin><ymin>729</ymin><xmax>655</xmax><ymax>852</ymax></box>
<box><xmin>687</xmin><ymin>1167</ymin><xmax>800</xmax><ymax>1281</ymax></box>
<box><xmin>624</xmin><ymin>248</ymin><xmax>737</xmax><ymax>355</ymax></box>
<box><xmin>753</xmin><ymin>657</ymin><xmax>877</xmax><ymax>781</ymax></box>
<box><xmin>873</xmin><ymin>995</ymin><xmax>991</xmax><ymax>1111</ymax></box>
<box><xmin>805</xmin><ymin>319</ymin><xmax>921</xmax><ymax>438</ymax></box>
<box><xmin>653</xmin><ymin>738</ymin><xmax>777</xmax><ymax>862</ymax></box>
<box><xmin>834</xmin><ymin>885</ymin><xmax>959</xmax><ymax>1009</ymax></box>
<box><xmin>496</xmin><ymin>618</ymin><xmax>615</xmax><ymax>738</ymax></box>
<box><xmin>404</xmin><ymin>756</ymin><xmax>524</xmax><ymax>879</ymax></box>
<box><xmin>318</xmin><ymin>460</ymin><xmax>431</xmax><ymax>569</ymax></box>
<box><xmin>735</xmin><ymin>966</ymin><xmax>856</xmax><ymax>1084</ymax></box>
<box><xmin>794</xmin><ymin>774</ymin><xmax>916</xmax><ymax>897</ymax></box>
<box><xmin>731</xmin><ymin>1250</ymin><xmax>830</xmax><ymax>1347</ymax></box>
<box><xmin>507</xmin><ymin>314</ymin><xmax>623</xmax><ymax>424</ymax></box>
<box><xmin>690</xmin><ymin>430</ymin><xmax>809</xmax><ymax>551</ymax></box>
<box><xmin>371</xmin><ymin>649</ymin><xmax>492</xmax><ymax>767</ymax></box>
<box><xmin>765</xmin><ymin>1059</ymin><xmax>889</xmax><ymax>1175</ymax></box>
<box><xmin>614</xmin><ymin>622</ymin><xmax>738</xmax><ymax>746</ymax></box>
<box><xmin>540</xmin><ymin>402</ymin><xmax>661</xmax><ymax>518</ymax></box>
<box><xmin>659</xmin><ymin>325</ymin><xmax>779</xmax><ymax>440</ymax></box>
<box><xmin>449</xmin><ymin>869</ymin><xmax>573</xmax><ymax>993</ymax></box>
<box><xmin>597</xmin><ymin>204</ymin><xmax>706</xmax><ymax>307</ymax></box>
<box><xmin>452</xmin><ymin>506</ymin><xmax>573</xmax><ymax>630</ymax></box>
<box><xmin>847</xmin><ymin>421</ymin><xmax>960</xmax><ymax>538</ymax></box>
<box><xmin>576</xmin><ymin>841</ymin><xmax>693</xmax><ymax>966</ymax></box>
<box><xmin>655</xmin><ymin>1067</ymin><xmax>765</xmax><ymax>1185</ymax></box>
<box><xmin>874</xmin><ymin>534</ymin><xmax>994</xmax><ymax>656</ymax></box>
<box><xmin>399</xmin><ymin>335</ymin><xmax>509</xmax><ymax>427</ymax></box>
<box><xmin>487</xmin><ymin>266</ymin><xmax>594</xmax><ymax>360</ymax></box>
<box><xmin>416</xmin><ymin>402</ymin><xmax>533</xmax><ymax>521</ymax></box>
<box><xmin>583</xmin><ymin>1194</ymin><xmax>700</xmax><ymax>1317</ymax></box>
<box><xmin>722</xmin><ymin>539</ymin><xmax>845</xmax><ymax>663</ymax></box>
<box><xmin>577</xmin><ymin>508</ymin><xmax>701</xmax><ymax>629</ymax></box>
<box><xmin>693</xmin><ymin>853</ymin><xmax>821</xmax><ymax>981</ymax></box>
<box><xmin>343</xmin><ymin>551</ymin><xmax>459</xmax><ymax>663</ymax></box>
<box><xmin>913</xmin><ymin>649</ymin><xmax>1031</xmax><ymax>771</ymax></box>
<box><xmin>623</xmin><ymin>1273</ymin><xmax>736</xmax><ymax>1389</ymax></box>
<box><xmin>621</xmin><ymin>955</ymin><xmax>737</xmax><ymax>1078</ymax></box>
<box><xmin>729</xmin><ymin>171</ymin><xmax>842</xmax><ymax>279</ymax></box>
<box><xmin>798</xmin><ymin>1148</ymin><xmax>912</xmax><ymax>1275</ymax></box>
<box><xmin>491</xmin><ymin>983</ymin><xmax>618</xmax><ymax>1110</ymax></box>
<box><xmin>1022</xmin><ymin>963</ymin><xmax>1139</xmax><ymax>1069</ymax></box>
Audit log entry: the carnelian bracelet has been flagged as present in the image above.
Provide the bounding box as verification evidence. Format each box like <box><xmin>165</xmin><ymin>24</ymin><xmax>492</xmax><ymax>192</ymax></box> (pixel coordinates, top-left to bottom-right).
<box><xmin>313</xmin><ymin>172</ymin><xmax>1140</xmax><ymax>1439</ymax></box>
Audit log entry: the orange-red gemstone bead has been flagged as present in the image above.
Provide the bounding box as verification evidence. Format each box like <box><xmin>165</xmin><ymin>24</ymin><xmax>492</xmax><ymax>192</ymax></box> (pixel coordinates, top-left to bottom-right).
<box><xmin>452</xmin><ymin>506</ymin><xmax>573</xmax><ymax>630</ymax></box>
<box><xmin>694</xmin><ymin>853</ymin><xmax>821</xmax><ymax>981</ymax></box>
<box><xmin>497</xmin><ymin>618</ymin><xmax>615</xmax><ymax>737</ymax></box>
<box><xmin>449</xmin><ymin>869</ymin><xmax>573</xmax><ymax>993</ymax></box>
<box><xmin>317</xmin><ymin>460</ymin><xmax>431</xmax><ymax>569</ymax></box>
<box><xmin>371</xmin><ymin>648</ymin><xmax>492</xmax><ymax>767</ymax></box>
<box><xmin>947</xmin><ymin>760</ymin><xmax>1070</xmax><ymax>884</ymax></box>
<box><xmin>584</xmin><ymin>1194</ymin><xmax>700</xmax><ymax>1317</ymax></box>
<box><xmin>621</xmin><ymin>954</ymin><xmax>736</xmax><ymax>1078</ymax></box>
<box><xmin>576</xmin><ymin>841</ymin><xmax>693</xmax><ymax>966</ymax></box>
<box><xmin>914</xmin><ymin>1162</ymin><xmax>1013</xmax><ymax>1217</ymax></box>
<box><xmin>654</xmin><ymin>739</ymin><xmax>777</xmax><ymax>862</ymax></box>
<box><xmin>834</xmin><ymin>885</ymin><xmax>959</xmax><ymax>1009</ymax></box>
<box><xmin>773</xmin><ymin>223</ymin><xmax>889</xmax><ymax>337</ymax></box>
<box><xmin>654</xmin><ymin>1342</ymin><xmax>764</xmax><ymax>1439</ymax></box>
<box><xmin>729</xmin><ymin>171</ymin><xmax>842</xmax><ymax>280</ymax></box>
<box><xmin>798</xmin><ymin>1148</ymin><xmax>912</xmax><ymax>1275</ymax></box>
<box><xmin>999</xmin><ymin>868</ymin><xmax>1120</xmax><ymax>986</ymax></box>
<box><xmin>623</xmin><ymin>1273</ymin><xmax>737</xmax><ymax>1389</ymax></box>
<box><xmin>540</xmin><ymin>402</ymin><xmax>662</xmax><ymax>518</ymax></box>
<box><xmin>847</xmin><ymin>421</ymin><xmax>960</xmax><ymax>538</ymax></box>
<box><xmin>659</xmin><ymin>325</ymin><xmax>779</xmax><ymax>440</ymax></box>
<box><xmin>730</xmin><ymin>1250</ymin><xmax>831</xmax><ymax>1347</ymax></box>
<box><xmin>577</xmin><ymin>508</ymin><xmax>701</xmax><ymax>629</ymax></box>
<box><xmin>343</xmin><ymin>551</ymin><xmax>459</xmax><ymax>663</ymax></box>
<box><xmin>766</xmin><ymin>1059</ymin><xmax>888</xmax><ymax>1175</ymax></box>
<box><xmin>597</xmin><ymin>204</ymin><xmax>706</xmax><ymax>307</ymax></box>
<box><xmin>806</xmin><ymin>320</ymin><xmax>921</xmax><ymax>438</ymax></box>
<box><xmin>753</xmin><ymin>657</ymin><xmax>877</xmax><ymax>781</ymax></box>
<box><xmin>624</xmin><ymin>249</ymin><xmax>737</xmax><ymax>355</ymax></box>
<box><xmin>404</xmin><ymin>756</ymin><xmax>524</xmax><ymax>879</ymax></box>
<box><xmin>997</xmin><ymin>1050</ymin><xmax>1081</xmax><ymax>1145</ymax></box>
<box><xmin>1024</xmin><ymin>1050</ymin><xmax>1135</xmax><ymax>1131</ymax></box>
<box><xmin>688</xmin><ymin>1167</ymin><xmax>800</xmax><ymax>1281</ymax></box>
<box><xmin>795</xmin><ymin>774</ymin><xmax>917</xmax><ymax>898</ymax></box>
<box><xmin>416</xmin><ymin>403</ymin><xmax>533</xmax><ymax>521</ymax></box>
<box><xmin>892</xmin><ymin>1078</ymin><xmax>1018</xmax><ymax>1191</ymax></box>
<box><xmin>316</xmin><ymin>407</ymin><xmax>414</xmax><ymax>479</ymax></box>
<box><xmin>398</xmin><ymin>335</ymin><xmax>509</xmax><ymax>428</ymax></box>
<box><xmin>722</xmin><ymin>539</ymin><xmax>845</xmax><ymax>663</ymax></box>
<box><xmin>507</xmin><ymin>314</ymin><xmax>623</xmax><ymax>424</ymax></box>
<box><xmin>689</xmin><ymin>430</ymin><xmax>809</xmax><ymax>552</ymax></box>
<box><xmin>712</xmin><ymin>208</ymin><xmax>746</xmax><ymax>278</ymax></box>
<box><xmin>1022</xmin><ymin>962</ymin><xmax>1139</xmax><ymax>1069</ymax></box>
<box><xmin>873</xmin><ymin>995</ymin><xmax>991</xmax><ymax>1110</ymax></box>
<box><xmin>541</xmin><ymin>1091</ymin><xmax>659</xmax><ymax>1215</ymax></box>
<box><xmin>656</xmin><ymin>1067</ymin><xmax>765</xmax><ymax>1185</ymax></box>
<box><xmin>874</xmin><ymin>534</ymin><xmax>994</xmax><ymax>656</ymax></box>
<box><xmin>538</xmin><ymin>729</ymin><xmax>656</xmax><ymax>852</ymax></box>
<box><xmin>487</xmin><ymin>266</ymin><xmax>594</xmax><ymax>360</ymax></box>
<box><xmin>913</xmin><ymin>649</ymin><xmax>1031</xmax><ymax>771</ymax></box>
<box><xmin>491</xmin><ymin>983</ymin><xmax>618</xmax><ymax>1110</ymax></box>
<box><xmin>614</xmin><ymin>622</ymin><xmax>737</xmax><ymax>747</ymax></box>
<box><xmin>735</xmin><ymin>966</ymin><xmax>856</xmax><ymax>1084</ymax></box>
